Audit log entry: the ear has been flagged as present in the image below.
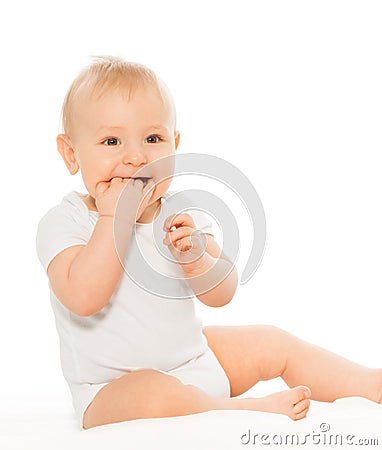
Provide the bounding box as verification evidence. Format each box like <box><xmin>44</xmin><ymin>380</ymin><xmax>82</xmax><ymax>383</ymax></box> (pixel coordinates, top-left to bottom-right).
<box><xmin>56</xmin><ymin>134</ymin><xmax>79</xmax><ymax>175</ymax></box>
<box><xmin>174</xmin><ymin>130</ymin><xmax>180</xmax><ymax>150</ymax></box>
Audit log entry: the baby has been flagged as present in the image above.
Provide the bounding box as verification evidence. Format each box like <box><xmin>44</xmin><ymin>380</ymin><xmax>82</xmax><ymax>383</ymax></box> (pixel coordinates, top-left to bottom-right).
<box><xmin>36</xmin><ymin>56</ymin><xmax>382</xmax><ymax>430</ymax></box>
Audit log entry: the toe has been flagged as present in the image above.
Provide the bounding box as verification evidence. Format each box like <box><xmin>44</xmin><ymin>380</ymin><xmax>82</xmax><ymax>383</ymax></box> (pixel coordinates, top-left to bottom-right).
<box><xmin>294</xmin><ymin>398</ymin><xmax>310</xmax><ymax>414</ymax></box>
<box><xmin>292</xmin><ymin>385</ymin><xmax>311</xmax><ymax>405</ymax></box>
<box><xmin>294</xmin><ymin>407</ymin><xmax>309</xmax><ymax>420</ymax></box>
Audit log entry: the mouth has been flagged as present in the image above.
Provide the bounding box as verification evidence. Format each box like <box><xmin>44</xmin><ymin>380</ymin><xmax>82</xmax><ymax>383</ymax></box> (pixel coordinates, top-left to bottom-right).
<box><xmin>109</xmin><ymin>177</ymin><xmax>153</xmax><ymax>182</ymax></box>
<box><xmin>131</xmin><ymin>177</ymin><xmax>152</xmax><ymax>182</ymax></box>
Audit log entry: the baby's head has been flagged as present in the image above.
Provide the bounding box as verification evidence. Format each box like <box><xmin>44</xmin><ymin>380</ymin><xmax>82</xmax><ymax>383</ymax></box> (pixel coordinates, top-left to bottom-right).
<box><xmin>57</xmin><ymin>55</ymin><xmax>179</xmax><ymax>209</ymax></box>
<box><xmin>61</xmin><ymin>56</ymin><xmax>177</xmax><ymax>138</ymax></box>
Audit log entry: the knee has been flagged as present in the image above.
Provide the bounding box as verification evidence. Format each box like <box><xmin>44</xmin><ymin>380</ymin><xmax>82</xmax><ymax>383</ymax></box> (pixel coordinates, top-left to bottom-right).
<box><xmin>83</xmin><ymin>369</ymin><xmax>186</xmax><ymax>429</ymax></box>
<box><xmin>122</xmin><ymin>369</ymin><xmax>186</xmax><ymax>417</ymax></box>
<box><xmin>252</xmin><ymin>324</ymin><xmax>287</xmax><ymax>338</ymax></box>
<box><xmin>252</xmin><ymin>324</ymin><xmax>295</xmax><ymax>348</ymax></box>
<box><xmin>139</xmin><ymin>370</ymin><xmax>186</xmax><ymax>413</ymax></box>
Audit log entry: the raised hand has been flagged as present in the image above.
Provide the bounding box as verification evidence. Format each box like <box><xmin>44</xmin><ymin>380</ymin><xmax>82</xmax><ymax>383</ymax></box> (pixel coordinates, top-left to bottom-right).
<box><xmin>163</xmin><ymin>213</ymin><xmax>210</xmax><ymax>273</ymax></box>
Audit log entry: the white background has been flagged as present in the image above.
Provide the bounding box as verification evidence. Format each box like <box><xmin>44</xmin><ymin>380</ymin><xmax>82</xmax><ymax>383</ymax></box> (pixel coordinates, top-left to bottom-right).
<box><xmin>0</xmin><ymin>0</ymin><xmax>381</xmax><ymax>396</ymax></box>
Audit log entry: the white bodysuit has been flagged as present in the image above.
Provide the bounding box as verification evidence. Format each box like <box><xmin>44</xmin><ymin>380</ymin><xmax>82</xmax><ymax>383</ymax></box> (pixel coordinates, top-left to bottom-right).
<box><xmin>36</xmin><ymin>191</ymin><xmax>230</xmax><ymax>427</ymax></box>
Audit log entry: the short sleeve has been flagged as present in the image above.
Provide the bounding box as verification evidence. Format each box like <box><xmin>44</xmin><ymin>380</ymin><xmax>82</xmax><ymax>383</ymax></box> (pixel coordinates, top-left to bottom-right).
<box><xmin>36</xmin><ymin>205</ymin><xmax>90</xmax><ymax>273</ymax></box>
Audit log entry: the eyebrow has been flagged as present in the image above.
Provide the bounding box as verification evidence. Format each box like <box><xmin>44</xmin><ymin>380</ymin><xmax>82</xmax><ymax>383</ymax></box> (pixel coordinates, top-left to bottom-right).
<box><xmin>97</xmin><ymin>126</ymin><xmax>124</xmax><ymax>132</ymax></box>
<box><xmin>97</xmin><ymin>124</ymin><xmax>170</xmax><ymax>134</ymax></box>
<box><xmin>97</xmin><ymin>124</ymin><xmax>168</xmax><ymax>130</ymax></box>
<box><xmin>150</xmin><ymin>125</ymin><xmax>167</xmax><ymax>130</ymax></box>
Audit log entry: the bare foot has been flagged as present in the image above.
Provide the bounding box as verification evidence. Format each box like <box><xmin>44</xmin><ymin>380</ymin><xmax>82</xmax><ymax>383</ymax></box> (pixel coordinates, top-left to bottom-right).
<box><xmin>239</xmin><ymin>386</ymin><xmax>311</xmax><ymax>420</ymax></box>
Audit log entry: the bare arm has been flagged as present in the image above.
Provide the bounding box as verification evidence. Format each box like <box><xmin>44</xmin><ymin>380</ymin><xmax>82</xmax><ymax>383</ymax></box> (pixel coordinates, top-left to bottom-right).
<box><xmin>56</xmin><ymin>216</ymin><xmax>133</xmax><ymax>316</ymax></box>
<box><xmin>47</xmin><ymin>178</ymin><xmax>154</xmax><ymax>316</ymax></box>
<box><xmin>163</xmin><ymin>214</ymin><xmax>238</xmax><ymax>307</ymax></box>
<box><xmin>183</xmin><ymin>235</ymin><xmax>238</xmax><ymax>307</ymax></box>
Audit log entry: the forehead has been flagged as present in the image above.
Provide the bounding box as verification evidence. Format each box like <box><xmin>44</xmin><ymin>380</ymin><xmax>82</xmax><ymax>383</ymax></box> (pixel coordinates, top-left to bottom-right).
<box><xmin>73</xmin><ymin>83</ymin><xmax>175</xmax><ymax>130</ymax></box>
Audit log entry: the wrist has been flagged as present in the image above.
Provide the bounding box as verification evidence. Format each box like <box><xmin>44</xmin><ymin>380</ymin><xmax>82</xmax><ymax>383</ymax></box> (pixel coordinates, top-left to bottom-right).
<box><xmin>98</xmin><ymin>213</ymin><xmax>135</xmax><ymax>225</ymax></box>
<box><xmin>181</xmin><ymin>253</ymin><xmax>216</xmax><ymax>277</ymax></box>
<box><xmin>98</xmin><ymin>214</ymin><xmax>114</xmax><ymax>219</ymax></box>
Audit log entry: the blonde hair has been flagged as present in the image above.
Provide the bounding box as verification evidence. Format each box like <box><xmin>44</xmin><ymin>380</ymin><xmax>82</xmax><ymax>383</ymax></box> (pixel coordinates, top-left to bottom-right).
<box><xmin>61</xmin><ymin>55</ymin><xmax>173</xmax><ymax>136</ymax></box>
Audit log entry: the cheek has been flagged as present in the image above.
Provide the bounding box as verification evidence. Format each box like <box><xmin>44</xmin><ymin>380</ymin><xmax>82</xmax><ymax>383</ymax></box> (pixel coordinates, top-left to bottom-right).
<box><xmin>148</xmin><ymin>151</ymin><xmax>175</xmax><ymax>182</ymax></box>
<box><xmin>79</xmin><ymin>156</ymin><xmax>112</xmax><ymax>195</ymax></box>
<box><xmin>154</xmin><ymin>178</ymin><xmax>172</xmax><ymax>200</ymax></box>
<box><xmin>83</xmin><ymin>154</ymin><xmax>112</xmax><ymax>175</ymax></box>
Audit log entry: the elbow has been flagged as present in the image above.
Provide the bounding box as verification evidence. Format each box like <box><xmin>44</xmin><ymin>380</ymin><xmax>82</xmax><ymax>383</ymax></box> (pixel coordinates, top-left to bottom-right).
<box><xmin>73</xmin><ymin>304</ymin><xmax>97</xmax><ymax>317</ymax></box>
<box><xmin>216</xmin><ymin>271</ymin><xmax>238</xmax><ymax>307</ymax></box>
<box><xmin>215</xmin><ymin>267</ymin><xmax>238</xmax><ymax>307</ymax></box>
<box><xmin>63</xmin><ymin>289</ymin><xmax>108</xmax><ymax>317</ymax></box>
<box><xmin>197</xmin><ymin>265</ymin><xmax>238</xmax><ymax>307</ymax></box>
<box><xmin>207</xmin><ymin>292</ymin><xmax>235</xmax><ymax>308</ymax></box>
<box><xmin>73</xmin><ymin>296</ymin><xmax>107</xmax><ymax>317</ymax></box>
<box><xmin>217</xmin><ymin>295</ymin><xmax>234</xmax><ymax>308</ymax></box>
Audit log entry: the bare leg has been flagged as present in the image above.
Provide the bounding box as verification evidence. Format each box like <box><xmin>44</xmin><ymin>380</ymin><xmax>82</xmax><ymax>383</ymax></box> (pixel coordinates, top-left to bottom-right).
<box><xmin>203</xmin><ymin>325</ymin><xmax>382</xmax><ymax>403</ymax></box>
<box><xmin>83</xmin><ymin>368</ymin><xmax>310</xmax><ymax>429</ymax></box>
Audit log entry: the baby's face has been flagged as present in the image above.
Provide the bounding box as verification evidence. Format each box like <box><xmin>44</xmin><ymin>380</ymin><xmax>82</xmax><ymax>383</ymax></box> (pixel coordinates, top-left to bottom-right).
<box><xmin>68</xmin><ymin>84</ymin><xmax>178</xmax><ymax>208</ymax></box>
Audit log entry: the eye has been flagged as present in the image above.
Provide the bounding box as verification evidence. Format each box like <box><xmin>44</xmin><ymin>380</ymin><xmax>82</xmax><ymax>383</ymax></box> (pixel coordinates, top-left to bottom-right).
<box><xmin>145</xmin><ymin>135</ymin><xmax>162</xmax><ymax>144</ymax></box>
<box><xmin>102</xmin><ymin>137</ymin><xmax>121</xmax><ymax>146</ymax></box>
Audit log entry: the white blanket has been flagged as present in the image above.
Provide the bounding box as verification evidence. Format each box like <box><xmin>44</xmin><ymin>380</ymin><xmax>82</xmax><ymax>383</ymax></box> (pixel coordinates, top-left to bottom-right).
<box><xmin>1</xmin><ymin>392</ymin><xmax>381</xmax><ymax>450</ymax></box>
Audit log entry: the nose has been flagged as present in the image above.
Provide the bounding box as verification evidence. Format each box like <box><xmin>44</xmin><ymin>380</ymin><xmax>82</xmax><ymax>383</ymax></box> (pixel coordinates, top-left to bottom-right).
<box><xmin>121</xmin><ymin>146</ymin><xmax>147</xmax><ymax>166</ymax></box>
